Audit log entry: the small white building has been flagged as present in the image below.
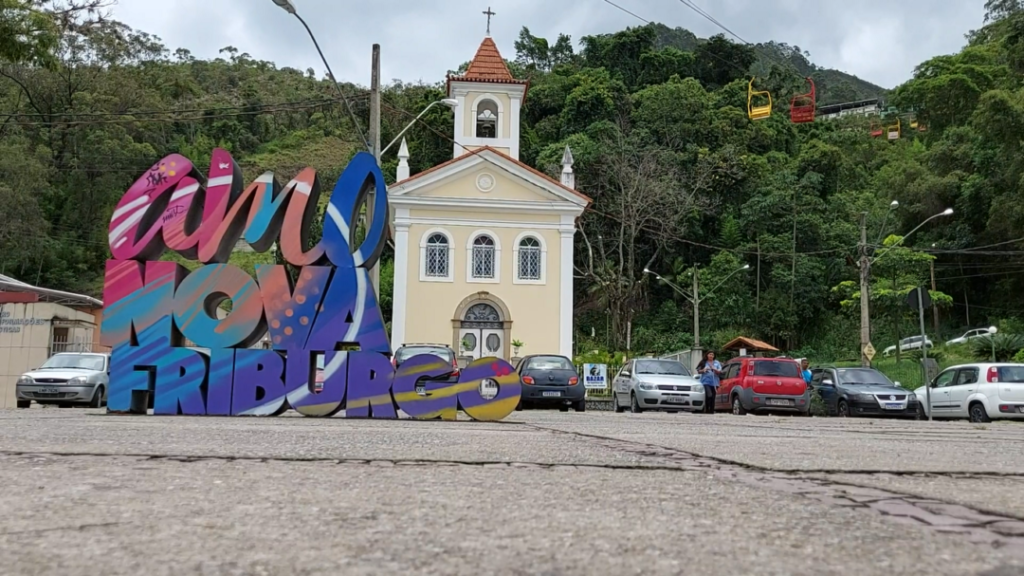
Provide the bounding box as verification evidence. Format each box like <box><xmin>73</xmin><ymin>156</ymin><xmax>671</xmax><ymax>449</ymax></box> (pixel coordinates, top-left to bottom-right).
<box><xmin>388</xmin><ymin>36</ymin><xmax>591</xmax><ymax>362</ymax></box>
<box><xmin>0</xmin><ymin>275</ymin><xmax>105</xmax><ymax>409</ymax></box>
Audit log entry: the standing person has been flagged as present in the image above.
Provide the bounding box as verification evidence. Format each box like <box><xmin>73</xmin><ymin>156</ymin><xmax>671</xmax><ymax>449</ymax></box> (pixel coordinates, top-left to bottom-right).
<box><xmin>800</xmin><ymin>359</ymin><xmax>812</xmax><ymax>386</ymax></box>
<box><xmin>696</xmin><ymin>351</ymin><xmax>722</xmax><ymax>414</ymax></box>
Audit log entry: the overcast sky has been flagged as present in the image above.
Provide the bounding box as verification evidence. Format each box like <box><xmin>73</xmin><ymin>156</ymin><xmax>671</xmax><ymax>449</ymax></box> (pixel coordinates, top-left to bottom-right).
<box><xmin>110</xmin><ymin>0</ymin><xmax>986</xmax><ymax>90</ymax></box>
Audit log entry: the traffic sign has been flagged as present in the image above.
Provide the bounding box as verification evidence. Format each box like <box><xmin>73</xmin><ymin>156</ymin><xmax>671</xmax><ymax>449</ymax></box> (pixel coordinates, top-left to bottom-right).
<box><xmin>863</xmin><ymin>343</ymin><xmax>876</xmax><ymax>362</ymax></box>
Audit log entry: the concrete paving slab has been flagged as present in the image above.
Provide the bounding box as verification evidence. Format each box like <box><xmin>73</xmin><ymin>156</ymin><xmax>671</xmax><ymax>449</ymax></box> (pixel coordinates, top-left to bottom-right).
<box><xmin>808</xmin><ymin>473</ymin><xmax>1024</xmax><ymax>520</ymax></box>
<box><xmin>525</xmin><ymin>411</ymin><xmax>1024</xmax><ymax>473</ymax></box>
<box><xmin>1</xmin><ymin>453</ymin><xmax>1020</xmax><ymax>576</ymax></box>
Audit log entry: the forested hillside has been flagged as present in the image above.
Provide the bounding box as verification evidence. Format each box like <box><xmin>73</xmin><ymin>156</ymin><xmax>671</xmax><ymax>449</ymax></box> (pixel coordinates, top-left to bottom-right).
<box><xmin>2</xmin><ymin>1</ymin><xmax>1022</xmax><ymax>362</ymax></box>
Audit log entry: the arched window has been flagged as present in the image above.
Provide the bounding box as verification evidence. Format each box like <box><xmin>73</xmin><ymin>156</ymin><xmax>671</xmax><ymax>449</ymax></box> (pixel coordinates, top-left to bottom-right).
<box><xmin>476</xmin><ymin>99</ymin><xmax>499</xmax><ymax>139</ymax></box>
<box><xmin>424</xmin><ymin>232</ymin><xmax>451</xmax><ymax>280</ymax></box>
<box><xmin>518</xmin><ymin>237</ymin><xmax>542</xmax><ymax>280</ymax></box>
<box><xmin>472</xmin><ymin>235</ymin><xmax>496</xmax><ymax>279</ymax></box>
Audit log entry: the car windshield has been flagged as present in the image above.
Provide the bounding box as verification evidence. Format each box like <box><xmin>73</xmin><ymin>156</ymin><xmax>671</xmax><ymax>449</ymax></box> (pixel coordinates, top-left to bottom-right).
<box><xmin>39</xmin><ymin>354</ymin><xmax>105</xmax><ymax>371</ymax></box>
<box><xmin>635</xmin><ymin>360</ymin><xmax>690</xmax><ymax>376</ymax></box>
<box><xmin>525</xmin><ymin>356</ymin><xmax>574</xmax><ymax>370</ymax></box>
<box><xmin>997</xmin><ymin>366</ymin><xmax>1024</xmax><ymax>383</ymax></box>
<box><xmin>752</xmin><ymin>360</ymin><xmax>800</xmax><ymax>377</ymax></box>
<box><xmin>836</xmin><ymin>368</ymin><xmax>894</xmax><ymax>386</ymax></box>
<box><xmin>396</xmin><ymin>347</ymin><xmax>453</xmax><ymax>364</ymax></box>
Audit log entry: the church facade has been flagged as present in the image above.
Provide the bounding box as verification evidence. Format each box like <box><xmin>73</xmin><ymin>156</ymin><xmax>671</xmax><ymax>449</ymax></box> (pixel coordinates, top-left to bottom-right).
<box><xmin>388</xmin><ymin>37</ymin><xmax>590</xmax><ymax>362</ymax></box>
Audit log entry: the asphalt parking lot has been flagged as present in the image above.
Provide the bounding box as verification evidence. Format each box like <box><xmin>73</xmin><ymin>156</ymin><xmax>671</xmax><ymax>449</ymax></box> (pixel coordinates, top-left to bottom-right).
<box><xmin>1</xmin><ymin>407</ymin><xmax>1022</xmax><ymax>575</ymax></box>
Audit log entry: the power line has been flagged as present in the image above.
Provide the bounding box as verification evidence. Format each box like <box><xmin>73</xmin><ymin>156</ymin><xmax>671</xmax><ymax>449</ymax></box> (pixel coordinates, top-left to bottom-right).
<box><xmin>673</xmin><ymin>0</ymin><xmax>751</xmax><ymax>45</ymax></box>
<box><xmin>0</xmin><ymin>95</ymin><xmax>367</xmax><ymax>120</ymax></box>
<box><xmin>598</xmin><ymin>0</ymin><xmax>647</xmax><ymax>22</ymax></box>
<box><xmin>5</xmin><ymin>97</ymin><xmax>369</xmax><ymax>128</ymax></box>
<box><xmin>380</xmin><ymin>101</ymin><xmax>845</xmax><ymax>259</ymax></box>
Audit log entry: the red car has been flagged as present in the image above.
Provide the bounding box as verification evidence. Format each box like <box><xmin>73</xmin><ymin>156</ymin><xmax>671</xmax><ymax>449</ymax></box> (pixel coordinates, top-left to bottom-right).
<box><xmin>714</xmin><ymin>357</ymin><xmax>810</xmax><ymax>415</ymax></box>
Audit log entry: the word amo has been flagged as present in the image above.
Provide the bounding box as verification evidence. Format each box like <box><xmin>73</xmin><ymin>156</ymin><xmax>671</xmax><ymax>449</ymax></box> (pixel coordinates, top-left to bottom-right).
<box><xmin>107</xmin><ymin>149</ymin><xmax>388</xmax><ymax>269</ymax></box>
<box><xmin>111</xmin><ymin>345</ymin><xmax>522</xmax><ymax>421</ymax></box>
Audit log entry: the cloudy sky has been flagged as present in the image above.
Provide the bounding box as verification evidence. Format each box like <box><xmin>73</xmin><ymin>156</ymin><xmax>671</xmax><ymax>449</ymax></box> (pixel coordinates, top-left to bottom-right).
<box><xmin>110</xmin><ymin>0</ymin><xmax>986</xmax><ymax>90</ymax></box>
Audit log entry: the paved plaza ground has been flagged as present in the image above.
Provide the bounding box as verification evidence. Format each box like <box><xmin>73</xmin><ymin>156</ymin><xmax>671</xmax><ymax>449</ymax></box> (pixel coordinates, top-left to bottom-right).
<box><xmin>1</xmin><ymin>407</ymin><xmax>1023</xmax><ymax>575</ymax></box>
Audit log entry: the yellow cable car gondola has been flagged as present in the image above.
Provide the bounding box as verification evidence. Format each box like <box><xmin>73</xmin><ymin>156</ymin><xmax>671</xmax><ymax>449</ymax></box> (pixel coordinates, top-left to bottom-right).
<box><xmin>748</xmin><ymin>78</ymin><xmax>772</xmax><ymax>120</ymax></box>
<box><xmin>887</xmin><ymin>118</ymin><xmax>901</xmax><ymax>141</ymax></box>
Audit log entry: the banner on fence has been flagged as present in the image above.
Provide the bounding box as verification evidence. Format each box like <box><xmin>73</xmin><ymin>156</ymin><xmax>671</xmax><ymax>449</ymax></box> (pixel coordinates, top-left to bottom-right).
<box><xmin>583</xmin><ymin>364</ymin><xmax>607</xmax><ymax>389</ymax></box>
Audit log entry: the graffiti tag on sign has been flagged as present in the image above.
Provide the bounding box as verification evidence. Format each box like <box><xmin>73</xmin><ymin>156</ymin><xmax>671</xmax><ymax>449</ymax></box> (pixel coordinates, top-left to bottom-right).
<box><xmin>101</xmin><ymin>149</ymin><xmax>521</xmax><ymax>420</ymax></box>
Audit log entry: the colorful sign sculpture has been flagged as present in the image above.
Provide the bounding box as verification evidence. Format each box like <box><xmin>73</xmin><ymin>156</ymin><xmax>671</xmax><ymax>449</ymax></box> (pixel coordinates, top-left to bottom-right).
<box><xmin>101</xmin><ymin>149</ymin><xmax>520</xmax><ymax>420</ymax></box>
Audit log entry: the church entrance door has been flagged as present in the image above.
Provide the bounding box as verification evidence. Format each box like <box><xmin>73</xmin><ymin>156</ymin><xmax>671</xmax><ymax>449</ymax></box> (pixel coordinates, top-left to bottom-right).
<box><xmin>458</xmin><ymin>303</ymin><xmax>504</xmax><ymax>361</ymax></box>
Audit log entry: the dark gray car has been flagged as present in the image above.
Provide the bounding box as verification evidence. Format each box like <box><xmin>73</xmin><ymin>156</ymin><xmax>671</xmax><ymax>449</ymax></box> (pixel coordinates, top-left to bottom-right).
<box><xmin>810</xmin><ymin>367</ymin><xmax>921</xmax><ymax>418</ymax></box>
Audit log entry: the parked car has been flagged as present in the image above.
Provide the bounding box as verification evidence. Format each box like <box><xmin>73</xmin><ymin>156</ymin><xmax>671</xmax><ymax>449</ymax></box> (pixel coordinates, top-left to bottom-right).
<box><xmin>16</xmin><ymin>352</ymin><xmax>110</xmax><ymax>409</ymax></box>
<box><xmin>611</xmin><ymin>358</ymin><xmax>703</xmax><ymax>413</ymax></box>
<box><xmin>391</xmin><ymin>343</ymin><xmax>460</xmax><ymax>395</ymax></box>
<box><xmin>716</xmin><ymin>357</ymin><xmax>810</xmax><ymax>415</ymax></box>
<box><xmin>810</xmin><ymin>366</ymin><xmax>919</xmax><ymax>418</ymax></box>
<box><xmin>914</xmin><ymin>363</ymin><xmax>1024</xmax><ymax>422</ymax></box>
<box><xmin>516</xmin><ymin>355</ymin><xmax>584</xmax><ymax>411</ymax></box>
<box><xmin>945</xmin><ymin>328</ymin><xmax>995</xmax><ymax>347</ymax></box>
<box><xmin>882</xmin><ymin>336</ymin><xmax>934</xmax><ymax>357</ymax></box>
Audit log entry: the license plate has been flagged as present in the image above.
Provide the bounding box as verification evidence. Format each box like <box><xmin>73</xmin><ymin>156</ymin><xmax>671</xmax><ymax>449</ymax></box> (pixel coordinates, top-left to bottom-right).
<box><xmin>665</xmin><ymin>397</ymin><xmax>686</xmax><ymax>404</ymax></box>
<box><xmin>542</xmin><ymin>391</ymin><xmax>561</xmax><ymax>397</ymax></box>
<box><xmin>41</xmin><ymin>388</ymin><xmax>58</xmax><ymax>394</ymax></box>
<box><xmin>768</xmin><ymin>399</ymin><xmax>792</xmax><ymax>407</ymax></box>
<box><xmin>884</xmin><ymin>403</ymin><xmax>903</xmax><ymax>410</ymax></box>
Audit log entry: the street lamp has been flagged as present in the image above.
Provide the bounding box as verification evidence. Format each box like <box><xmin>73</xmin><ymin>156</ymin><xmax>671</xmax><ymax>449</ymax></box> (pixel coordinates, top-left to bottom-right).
<box><xmin>989</xmin><ymin>325</ymin><xmax>999</xmax><ymax>362</ymax></box>
<box><xmin>858</xmin><ymin>206</ymin><xmax>954</xmax><ymax>367</ymax></box>
<box><xmin>875</xmin><ymin>199</ymin><xmax>900</xmax><ymax>245</ymax></box>
<box><xmin>644</xmin><ymin>264</ymin><xmax>750</xmax><ymax>368</ymax></box>
<box><xmin>271</xmin><ymin>0</ymin><xmax>371</xmax><ymax>152</ymax></box>
<box><xmin>872</xmin><ymin>208</ymin><xmax>954</xmax><ymax>263</ymax></box>
<box><xmin>381</xmin><ymin>99</ymin><xmax>459</xmax><ymax>155</ymax></box>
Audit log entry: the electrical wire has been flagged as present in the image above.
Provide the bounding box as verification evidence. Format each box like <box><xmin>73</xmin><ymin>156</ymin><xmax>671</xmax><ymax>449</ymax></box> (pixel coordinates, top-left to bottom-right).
<box><xmin>380</xmin><ymin>101</ymin><xmax>845</xmax><ymax>258</ymax></box>
<box><xmin>5</xmin><ymin>98</ymin><xmax>366</xmax><ymax>127</ymax></box>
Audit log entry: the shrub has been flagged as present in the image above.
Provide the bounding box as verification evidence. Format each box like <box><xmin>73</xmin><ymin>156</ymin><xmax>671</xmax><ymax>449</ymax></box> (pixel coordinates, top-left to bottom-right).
<box><xmin>1014</xmin><ymin>348</ymin><xmax>1024</xmax><ymax>363</ymax></box>
<box><xmin>970</xmin><ymin>334</ymin><xmax>1024</xmax><ymax>362</ymax></box>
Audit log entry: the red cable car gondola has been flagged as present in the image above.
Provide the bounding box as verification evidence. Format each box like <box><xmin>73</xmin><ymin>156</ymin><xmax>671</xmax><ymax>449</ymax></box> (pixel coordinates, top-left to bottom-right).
<box><xmin>790</xmin><ymin>78</ymin><xmax>816</xmax><ymax>124</ymax></box>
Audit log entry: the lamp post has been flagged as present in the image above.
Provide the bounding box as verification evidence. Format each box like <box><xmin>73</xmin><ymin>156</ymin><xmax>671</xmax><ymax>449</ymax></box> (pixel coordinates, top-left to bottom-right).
<box><xmin>859</xmin><ymin>205</ymin><xmax>953</xmax><ymax>367</ymax></box>
<box><xmin>644</xmin><ymin>264</ymin><xmax>750</xmax><ymax>369</ymax></box>
<box><xmin>381</xmin><ymin>99</ymin><xmax>459</xmax><ymax>156</ymax></box>
<box><xmin>270</xmin><ymin>0</ymin><xmax>371</xmax><ymax>152</ymax></box>
<box><xmin>989</xmin><ymin>325</ymin><xmax>999</xmax><ymax>362</ymax></box>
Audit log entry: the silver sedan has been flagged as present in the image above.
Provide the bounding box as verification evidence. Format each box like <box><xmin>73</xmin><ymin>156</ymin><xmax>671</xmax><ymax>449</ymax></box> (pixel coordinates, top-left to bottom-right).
<box><xmin>611</xmin><ymin>358</ymin><xmax>705</xmax><ymax>413</ymax></box>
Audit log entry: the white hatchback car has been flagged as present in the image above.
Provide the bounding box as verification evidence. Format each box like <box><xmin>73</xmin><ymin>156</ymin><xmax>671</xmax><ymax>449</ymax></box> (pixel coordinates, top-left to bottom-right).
<box><xmin>945</xmin><ymin>328</ymin><xmax>994</xmax><ymax>347</ymax></box>
<box><xmin>914</xmin><ymin>363</ymin><xmax>1024</xmax><ymax>422</ymax></box>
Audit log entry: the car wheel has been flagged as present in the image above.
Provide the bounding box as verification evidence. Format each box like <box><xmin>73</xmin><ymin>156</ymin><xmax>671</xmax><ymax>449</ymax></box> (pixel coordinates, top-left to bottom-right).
<box><xmin>969</xmin><ymin>402</ymin><xmax>991</xmax><ymax>423</ymax></box>
<box><xmin>732</xmin><ymin>396</ymin><xmax>746</xmax><ymax>416</ymax></box>
<box><xmin>16</xmin><ymin>400</ymin><xmax>30</xmax><ymax>409</ymax></box>
<box><xmin>573</xmin><ymin>400</ymin><xmax>586</xmax><ymax>413</ymax></box>
<box><xmin>612</xmin><ymin>394</ymin><xmax>624</xmax><ymax>413</ymax></box>
<box><xmin>90</xmin><ymin>387</ymin><xmax>104</xmax><ymax>409</ymax></box>
<box><xmin>630</xmin><ymin>393</ymin><xmax>643</xmax><ymax>414</ymax></box>
<box><xmin>515</xmin><ymin>398</ymin><xmax>523</xmax><ymax>411</ymax></box>
<box><xmin>837</xmin><ymin>400</ymin><xmax>850</xmax><ymax>418</ymax></box>
<box><xmin>915</xmin><ymin>403</ymin><xmax>926</xmax><ymax>420</ymax></box>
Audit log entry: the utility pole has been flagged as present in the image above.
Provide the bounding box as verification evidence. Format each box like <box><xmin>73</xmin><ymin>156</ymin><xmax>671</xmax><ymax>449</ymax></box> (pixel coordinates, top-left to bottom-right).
<box><xmin>859</xmin><ymin>213</ymin><xmax>871</xmax><ymax>367</ymax></box>
<box><xmin>368</xmin><ymin>44</ymin><xmax>382</xmax><ymax>293</ymax></box>
<box><xmin>756</xmin><ymin>238</ymin><xmax>761</xmax><ymax>313</ymax></box>
<box><xmin>917</xmin><ymin>286</ymin><xmax>932</xmax><ymax>421</ymax></box>
<box><xmin>692</xmin><ymin>266</ymin><xmax>700</xmax><ymax>369</ymax></box>
<box><xmin>930</xmin><ymin>256</ymin><xmax>939</xmax><ymax>333</ymax></box>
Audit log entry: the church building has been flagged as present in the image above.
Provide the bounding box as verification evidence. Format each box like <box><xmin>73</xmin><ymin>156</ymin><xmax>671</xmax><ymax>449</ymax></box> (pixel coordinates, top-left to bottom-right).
<box><xmin>388</xmin><ymin>35</ymin><xmax>590</xmax><ymax>363</ymax></box>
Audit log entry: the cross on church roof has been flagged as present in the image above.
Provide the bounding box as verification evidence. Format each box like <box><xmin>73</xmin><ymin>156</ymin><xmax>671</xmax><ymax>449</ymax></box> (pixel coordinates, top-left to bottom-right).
<box><xmin>483</xmin><ymin>7</ymin><xmax>496</xmax><ymax>36</ymax></box>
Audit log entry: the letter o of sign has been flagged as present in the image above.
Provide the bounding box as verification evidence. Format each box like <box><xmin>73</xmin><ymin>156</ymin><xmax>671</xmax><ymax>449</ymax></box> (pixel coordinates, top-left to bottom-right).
<box><xmin>456</xmin><ymin>357</ymin><xmax>521</xmax><ymax>421</ymax></box>
<box><xmin>173</xmin><ymin>264</ymin><xmax>266</xmax><ymax>349</ymax></box>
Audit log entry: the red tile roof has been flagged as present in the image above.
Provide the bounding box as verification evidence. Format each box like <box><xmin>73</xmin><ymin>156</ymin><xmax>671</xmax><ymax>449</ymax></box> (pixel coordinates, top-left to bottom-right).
<box><xmin>391</xmin><ymin>146</ymin><xmax>592</xmax><ymax>204</ymax></box>
<box><xmin>448</xmin><ymin>37</ymin><xmax>526</xmax><ymax>86</ymax></box>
